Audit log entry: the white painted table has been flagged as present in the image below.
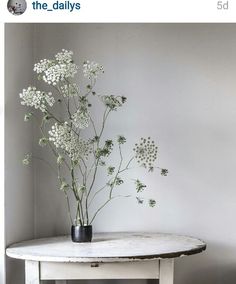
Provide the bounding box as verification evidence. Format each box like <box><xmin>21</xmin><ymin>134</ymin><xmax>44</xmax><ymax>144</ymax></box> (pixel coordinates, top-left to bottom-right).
<box><xmin>6</xmin><ymin>232</ymin><xmax>206</xmax><ymax>284</ymax></box>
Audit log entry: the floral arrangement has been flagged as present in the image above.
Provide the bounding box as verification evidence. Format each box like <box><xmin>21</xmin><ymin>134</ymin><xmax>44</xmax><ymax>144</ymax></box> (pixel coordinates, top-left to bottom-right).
<box><xmin>20</xmin><ymin>49</ymin><xmax>168</xmax><ymax>227</ymax></box>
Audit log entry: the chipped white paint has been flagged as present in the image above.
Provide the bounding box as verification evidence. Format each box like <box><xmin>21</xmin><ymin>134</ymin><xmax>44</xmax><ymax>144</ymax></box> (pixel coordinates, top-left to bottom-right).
<box><xmin>6</xmin><ymin>233</ymin><xmax>206</xmax><ymax>284</ymax></box>
<box><xmin>6</xmin><ymin>232</ymin><xmax>206</xmax><ymax>263</ymax></box>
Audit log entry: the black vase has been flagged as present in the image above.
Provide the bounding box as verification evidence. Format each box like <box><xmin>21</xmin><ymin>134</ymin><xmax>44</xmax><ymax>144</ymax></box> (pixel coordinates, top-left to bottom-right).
<box><xmin>71</xmin><ymin>225</ymin><xmax>93</xmax><ymax>243</ymax></box>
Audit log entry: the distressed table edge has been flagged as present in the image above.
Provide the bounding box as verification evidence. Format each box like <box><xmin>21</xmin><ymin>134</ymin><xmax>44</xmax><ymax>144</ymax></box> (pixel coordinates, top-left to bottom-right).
<box><xmin>6</xmin><ymin>232</ymin><xmax>207</xmax><ymax>263</ymax></box>
<box><xmin>6</xmin><ymin>245</ymin><xmax>206</xmax><ymax>263</ymax></box>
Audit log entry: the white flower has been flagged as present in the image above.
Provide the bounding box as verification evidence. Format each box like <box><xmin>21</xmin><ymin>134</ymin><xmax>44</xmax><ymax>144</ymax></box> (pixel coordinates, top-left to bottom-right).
<box><xmin>33</xmin><ymin>50</ymin><xmax>78</xmax><ymax>85</ymax></box>
<box><xmin>72</xmin><ymin>96</ymin><xmax>90</xmax><ymax>129</ymax></box>
<box><xmin>83</xmin><ymin>60</ymin><xmax>104</xmax><ymax>79</ymax></box>
<box><xmin>55</xmin><ymin>49</ymin><xmax>74</xmax><ymax>64</ymax></box>
<box><xmin>48</xmin><ymin>122</ymin><xmax>91</xmax><ymax>161</ymax></box>
<box><xmin>101</xmin><ymin>95</ymin><xmax>122</xmax><ymax>110</ymax></box>
<box><xmin>72</xmin><ymin>109</ymin><xmax>90</xmax><ymax>129</ymax></box>
<box><xmin>34</xmin><ymin>59</ymin><xmax>52</xmax><ymax>74</ymax></box>
<box><xmin>42</xmin><ymin>63</ymin><xmax>78</xmax><ymax>86</ymax></box>
<box><xmin>60</xmin><ymin>83</ymin><xmax>79</xmax><ymax>97</ymax></box>
<box><xmin>22</xmin><ymin>153</ymin><xmax>32</xmax><ymax>165</ymax></box>
<box><xmin>19</xmin><ymin>87</ymin><xmax>55</xmax><ymax>112</ymax></box>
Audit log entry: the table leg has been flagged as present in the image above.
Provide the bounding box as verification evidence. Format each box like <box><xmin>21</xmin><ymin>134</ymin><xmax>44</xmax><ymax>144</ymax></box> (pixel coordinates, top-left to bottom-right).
<box><xmin>159</xmin><ymin>259</ymin><xmax>174</xmax><ymax>284</ymax></box>
<box><xmin>25</xmin><ymin>260</ymin><xmax>40</xmax><ymax>284</ymax></box>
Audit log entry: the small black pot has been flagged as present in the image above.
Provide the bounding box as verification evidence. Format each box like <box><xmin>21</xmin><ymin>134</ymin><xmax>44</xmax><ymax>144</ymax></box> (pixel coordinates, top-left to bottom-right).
<box><xmin>71</xmin><ymin>225</ymin><xmax>93</xmax><ymax>243</ymax></box>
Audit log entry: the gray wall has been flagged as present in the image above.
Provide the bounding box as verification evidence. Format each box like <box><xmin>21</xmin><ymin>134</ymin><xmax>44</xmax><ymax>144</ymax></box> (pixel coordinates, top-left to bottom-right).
<box><xmin>5</xmin><ymin>24</ymin><xmax>35</xmax><ymax>284</ymax></box>
<box><xmin>5</xmin><ymin>23</ymin><xmax>236</xmax><ymax>284</ymax></box>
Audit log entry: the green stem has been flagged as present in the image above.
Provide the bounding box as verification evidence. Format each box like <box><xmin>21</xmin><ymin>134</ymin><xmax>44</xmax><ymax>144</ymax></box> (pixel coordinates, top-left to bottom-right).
<box><xmin>84</xmin><ymin>78</ymin><xmax>96</xmax><ymax>97</ymax></box>
<box><xmin>39</xmin><ymin>119</ymin><xmax>70</xmax><ymax>170</ymax></box>
<box><xmin>57</xmin><ymin>164</ymin><xmax>73</xmax><ymax>225</ymax></box>
<box><xmin>85</xmin><ymin>159</ymin><xmax>99</xmax><ymax>224</ymax></box>
<box><xmin>89</xmin><ymin>195</ymin><xmax>131</xmax><ymax>225</ymax></box>
<box><xmin>88</xmin><ymin>178</ymin><xmax>112</xmax><ymax>207</ymax></box>
<box><xmin>119</xmin><ymin>157</ymin><xmax>135</xmax><ymax>173</ymax></box>
<box><xmin>89</xmin><ymin>114</ymin><xmax>98</xmax><ymax>137</ymax></box>
<box><xmin>109</xmin><ymin>144</ymin><xmax>123</xmax><ymax>199</ymax></box>
<box><xmin>65</xmin><ymin>192</ymin><xmax>73</xmax><ymax>225</ymax></box>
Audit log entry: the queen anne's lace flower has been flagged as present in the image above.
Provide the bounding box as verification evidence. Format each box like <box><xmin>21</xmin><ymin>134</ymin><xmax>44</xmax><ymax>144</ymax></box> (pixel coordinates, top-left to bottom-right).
<box><xmin>83</xmin><ymin>61</ymin><xmax>104</xmax><ymax>79</ymax></box>
<box><xmin>72</xmin><ymin>96</ymin><xmax>90</xmax><ymax>129</ymax></box>
<box><xmin>48</xmin><ymin>122</ymin><xmax>91</xmax><ymax>161</ymax></box>
<box><xmin>33</xmin><ymin>50</ymin><xmax>78</xmax><ymax>86</ymax></box>
<box><xmin>133</xmin><ymin>137</ymin><xmax>158</xmax><ymax>168</ymax></box>
<box><xmin>72</xmin><ymin>110</ymin><xmax>90</xmax><ymax>129</ymax></box>
<box><xmin>55</xmin><ymin>49</ymin><xmax>73</xmax><ymax>64</ymax></box>
<box><xmin>19</xmin><ymin>87</ymin><xmax>55</xmax><ymax>112</ymax></box>
<box><xmin>43</xmin><ymin>63</ymin><xmax>78</xmax><ymax>85</ymax></box>
<box><xmin>101</xmin><ymin>95</ymin><xmax>126</xmax><ymax>110</ymax></box>
<box><xmin>60</xmin><ymin>83</ymin><xmax>79</xmax><ymax>97</ymax></box>
<box><xmin>33</xmin><ymin>59</ymin><xmax>52</xmax><ymax>74</ymax></box>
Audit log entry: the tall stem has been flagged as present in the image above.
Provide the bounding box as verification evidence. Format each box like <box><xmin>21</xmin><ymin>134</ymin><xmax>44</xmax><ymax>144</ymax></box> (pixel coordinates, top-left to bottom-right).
<box><xmin>65</xmin><ymin>192</ymin><xmax>73</xmax><ymax>225</ymax></box>
<box><xmin>57</xmin><ymin>164</ymin><xmax>73</xmax><ymax>225</ymax></box>
<box><xmin>71</xmin><ymin>166</ymin><xmax>83</xmax><ymax>225</ymax></box>
<box><xmin>89</xmin><ymin>195</ymin><xmax>131</xmax><ymax>225</ymax></box>
<box><xmin>85</xmin><ymin>159</ymin><xmax>99</xmax><ymax>224</ymax></box>
<box><xmin>84</xmin><ymin>107</ymin><xmax>111</xmax><ymax>224</ymax></box>
<box><xmin>109</xmin><ymin>144</ymin><xmax>123</xmax><ymax>199</ymax></box>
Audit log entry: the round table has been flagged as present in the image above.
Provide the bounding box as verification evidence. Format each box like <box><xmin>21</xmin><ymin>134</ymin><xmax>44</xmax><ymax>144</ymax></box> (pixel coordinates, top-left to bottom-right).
<box><xmin>6</xmin><ymin>232</ymin><xmax>206</xmax><ymax>284</ymax></box>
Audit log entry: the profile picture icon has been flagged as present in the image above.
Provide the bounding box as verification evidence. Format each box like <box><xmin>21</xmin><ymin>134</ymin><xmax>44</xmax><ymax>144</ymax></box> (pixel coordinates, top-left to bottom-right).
<box><xmin>7</xmin><ymin>0</ymin><xmax>27</xmax><ymax>15</ymax></box>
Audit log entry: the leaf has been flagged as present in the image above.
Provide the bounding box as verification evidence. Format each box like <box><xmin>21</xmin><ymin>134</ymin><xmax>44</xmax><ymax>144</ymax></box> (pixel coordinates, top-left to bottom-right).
<box><xmin>149</xmin><ymin>199</ymin><xmax>156</xmax><ymax>207</ymax></box>
<box><xmin>134</xmin><ymin>179</ymin><xmax>146</xmax><ymax>193</ymax></box>
<box><xmin>136</xmin><ymin>197</ymin><xmax>144</xmax><ymax>204</ymax></box>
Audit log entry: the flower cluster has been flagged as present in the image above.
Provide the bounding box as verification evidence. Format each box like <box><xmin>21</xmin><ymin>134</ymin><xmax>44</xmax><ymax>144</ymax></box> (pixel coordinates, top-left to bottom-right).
<box><xmin>19</xmin><ymin>87</ymin><xmax>55</xmax><ymax>112</ymax></box>
<box><xmin>72</xmin><ymin>110</ymin><xmax>90</xmax><ymax>129</ymax></box>
<box><xmin>42</xmin><ymin>63</ymin><xmax>78</xmax><ymax>85</ymax></box>
<box><xmin>83</xmin><ymin>61</ymin><xmax>104</xmax><ymax>80</ymax></box>
<box><xmin>34</xmin><ymin>59</ymin><xmax>51</xmax><ymax>74</ymax></box>
<box><xmin>134</xmin><ymin>179</ymin><xmax>146</xmax><ymax>192</ymax></box>
<box><xmin>34</xmin><ymin>50</ymin><xmax>78</xmax><ymax>85</ymax></box>
<box><xmin>101</xmin><ymin>95</ymin><xmax>126</xmax><ymax>110</ymax></box>
<box><xmin>60</xmin><ymin>83</ymin><xmax>79</xmax><ymax>97</ymax></box>
<box><xmin>96</xmin><ymin>140</ymin><xmax>113</xmax><ymax>158</ymax></box>
<box><xmin>72</xmin><ymin>96</ymin><xmax>90</xmax><ymax>129</ymax></box>
<box><xmin>55</xmin><ymin>49</ymin><xmax>73</xmax><ymax>64</ymax></box>
<box><xmin>133</xmin><ymin>137</ymin><xmax>158</xmax><ymax>168</ymax></box>
<box><xmin>117</xmin><ymin>135</ymin><xmax>126</xmax><ymax>144</ymax></box>
<box><xmin>48</xmin><ymin>122</ymin><xmax>92</xmax><ymax>161</ymax></box>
